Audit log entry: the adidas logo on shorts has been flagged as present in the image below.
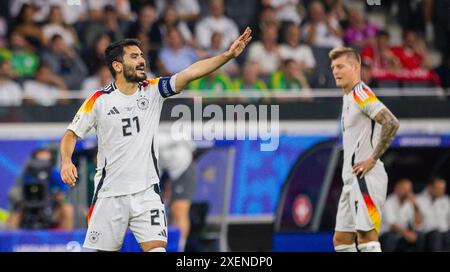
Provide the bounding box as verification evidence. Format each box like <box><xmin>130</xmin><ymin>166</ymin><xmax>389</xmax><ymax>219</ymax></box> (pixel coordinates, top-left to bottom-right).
<box><xmin>158</xmin><ymin>229</ymin><xmax>167</xmax><ymax>238</ymax></box>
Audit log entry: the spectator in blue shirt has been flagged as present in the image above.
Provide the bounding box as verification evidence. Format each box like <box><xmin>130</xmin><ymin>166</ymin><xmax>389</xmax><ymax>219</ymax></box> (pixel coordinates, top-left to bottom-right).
<box><xmin>157</xmin><ymin>27</ymin><xmax>198</xmax><ymax>76</ymax></box>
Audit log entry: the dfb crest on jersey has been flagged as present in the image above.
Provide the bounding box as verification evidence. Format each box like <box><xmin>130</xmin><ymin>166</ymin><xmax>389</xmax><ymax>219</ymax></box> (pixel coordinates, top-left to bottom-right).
<box><xmin>137</xmin><ymin>97</ymin><xmax>149</xmax><ymax>110</ymax></box>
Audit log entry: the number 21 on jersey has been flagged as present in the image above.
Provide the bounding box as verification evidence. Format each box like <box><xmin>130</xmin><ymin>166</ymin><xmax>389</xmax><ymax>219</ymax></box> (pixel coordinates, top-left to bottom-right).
<box><xmin>122</xmin><ymin>116</ymin><xmax>140</xmax><ymax>136</ymax></box>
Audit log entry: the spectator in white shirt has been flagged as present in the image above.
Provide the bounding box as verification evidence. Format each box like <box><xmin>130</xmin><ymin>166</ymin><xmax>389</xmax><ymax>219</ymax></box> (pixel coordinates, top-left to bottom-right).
<box><xmin>246</xmin><ymin>24</ymin><xmax>281</xmax><ymax>76</ymax></box>
<box><xmin>380</xmin><ymin>178</ymin><xmax>424</xmax><ymax>252</ymax></box>
<box><xmin>87</xmin><ymin>0</ymin><xmax>132</xmax><ymax>21</ymax></box>
<box><xmin>205</xmin><ymin>32</ymin><xmax>240</xmax><ymax>76</ymax></box>
<box><xmin>262</xmin><ymin>0</ymin><xmax>302</xmax><ymax>25</ymax></box>
<box><xmin>0</xmin><ymin>59</ymin><xmax>23</xmax><ymax>106</ymax></box>
<box><xmin>303</xmin><ymin>0</ymin><xmax>343</xmax><ymax>49</ymax></box>
<box><xmin>41</xmin><ymin>34</ymin><xmax>88</xmax><ymax>90</ymax></box>
<box><xmin>0</xmin><ymin>16</ymin><xmax>7</xmax><ymax>47</ymax></box>
<box><xmin>195</xmin><ymin>0</ymin><xmax>240</xmax><ymax>50</ymax></box>
<box><xmin>43</xmin><ymin>5</ymin><xmax>79</xmax><ymax>47</ymax></box>
<box><xmin>279</xmin><ymin>23</ymin><xmax>316</xmax><ymax>73</ymax></box>
<box><xmin>23</xmin><ymin>63</ymin><xmax>68</xmax><ymax>106</ymax></box>
<box><xmin>417</xmin><ymin>177</ymin><xmax>450</xmax><ymax>252</ymax></box>
<box><xmin>159</xmin><ymin>6</ymin><xmax>195</xmax><ymax>47</ymax></box>
<box><xmin>155</xmin><ymin>0</ymin><xmax>201</xmax><ymax>23</ymax></box>
<box><xmin>173</xmin><ymin>0</ymin><xmax>201</xmax><ymax>22</ymax></box>
<box><xmin>54</xmin><ymin>0</ymin><xmax>88</xmax><ymax>25</ymax></box>
<box><xmin>81</xmin><ymin>65</ymin><xmax>113</xmax><ymax>97</ymax></box>
<box><xmin>10</xmin><ymin>0</ymin><xmax>51</xmax><ymax>23</ymax></box>
<box><xmin>252</xmin><ymin>6</ymin><xmax>281</xmax><ymax>41</ymax></box>
<box><xmin>10</xmin><ymin>0</ymin><xmax>88</xmax><ymax>24</ymax></box>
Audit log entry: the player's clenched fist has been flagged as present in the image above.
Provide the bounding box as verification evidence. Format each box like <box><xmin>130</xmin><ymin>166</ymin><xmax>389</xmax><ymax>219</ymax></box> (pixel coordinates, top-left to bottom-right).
<box><xmin>61</xmin><ymin>161</ymin><xmax>78</xmax><ymax>187</ymax></box>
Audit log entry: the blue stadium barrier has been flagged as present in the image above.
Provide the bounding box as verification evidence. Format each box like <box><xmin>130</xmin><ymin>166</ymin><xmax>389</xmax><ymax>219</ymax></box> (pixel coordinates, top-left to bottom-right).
<box><xmin>0</xmin><ymin>227</ymin><xmax>180</xmax><ymax>252</ymax></box>
<box><xmin>272</xmin><ymin>232</ymin><xmax>334</xmax><ymax>252</ymax></box>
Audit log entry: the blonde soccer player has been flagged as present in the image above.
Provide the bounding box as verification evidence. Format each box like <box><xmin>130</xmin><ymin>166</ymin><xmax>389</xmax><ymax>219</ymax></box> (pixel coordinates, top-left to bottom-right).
<box><xmin>330</xmin><ymin>47</ymin><xmax>400</xmax><ymax>252</ymax></box>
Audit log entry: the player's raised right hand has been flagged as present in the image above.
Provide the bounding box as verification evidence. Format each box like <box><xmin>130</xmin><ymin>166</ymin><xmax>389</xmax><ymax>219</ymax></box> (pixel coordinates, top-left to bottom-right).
<box><xmin>61</xmin><ymin>161</ymin><xmax>78</xmax><ymax>187</ymax></box>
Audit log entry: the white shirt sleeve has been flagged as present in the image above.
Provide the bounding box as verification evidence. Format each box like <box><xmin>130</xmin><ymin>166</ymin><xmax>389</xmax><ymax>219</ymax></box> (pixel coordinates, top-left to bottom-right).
<box><xmin>353</xmin><ymin>85</ymin><xmax>386</xmax><ymax>119</ymax></box>
<box><xmin>67</xmin><ymin>91</ymin><xmax>101</xmax><ymax>138</ymax></box>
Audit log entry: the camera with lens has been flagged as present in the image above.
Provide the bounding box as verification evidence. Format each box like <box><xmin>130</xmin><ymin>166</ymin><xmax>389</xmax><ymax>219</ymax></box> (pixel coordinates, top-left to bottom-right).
<box><xmin>20</xmin><ymin>156</ymin><xmax>53</xmax><ymax>229</ymax></box>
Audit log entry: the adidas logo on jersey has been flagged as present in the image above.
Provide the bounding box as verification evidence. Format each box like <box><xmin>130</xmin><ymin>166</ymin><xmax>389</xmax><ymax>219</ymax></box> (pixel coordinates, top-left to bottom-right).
<box><xmin>107</xmin><ymin>107</ymin><xmax>120</xmax><ymax>115</ymax></box>
<box><xmin>158</xmin><ymin>229</ymin><xmax>167</xmax><ymax>238</ymax></box>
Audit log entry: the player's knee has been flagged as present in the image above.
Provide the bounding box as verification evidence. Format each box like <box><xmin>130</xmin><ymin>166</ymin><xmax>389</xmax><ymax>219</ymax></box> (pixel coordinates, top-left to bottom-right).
<box><xmin>333</xmin><ymin>232</ymin><xmax>355</xmax><ymax>246</ymax></box>
<box><xmin>357</xmin><ymin>229</ymin><xmax>378</xmax><ymax>244</ymax></box>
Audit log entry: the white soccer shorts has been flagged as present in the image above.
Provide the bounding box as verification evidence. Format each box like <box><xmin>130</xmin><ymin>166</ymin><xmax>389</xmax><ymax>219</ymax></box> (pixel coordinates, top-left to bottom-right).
<box><xmin>83</xmin><ymin>184</ymin><xmax>168</xmax><ymax>251</ymax></box>
<box><xmin>335</xmin><ymin>169</ymin><xmax>388</xmax><ymax>234</ymax></box>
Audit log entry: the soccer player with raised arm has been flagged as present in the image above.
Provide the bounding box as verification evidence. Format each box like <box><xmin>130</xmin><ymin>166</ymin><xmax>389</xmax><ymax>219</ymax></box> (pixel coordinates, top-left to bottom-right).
<box><xmin>60</xmin><ymin>28</ymin><xmax>252</xmax><ymax>252</ymax></box>
<box><xmin>330</xmin><ymin>47</ymin><xmax>400</xmax><ymax>252</ymax></box>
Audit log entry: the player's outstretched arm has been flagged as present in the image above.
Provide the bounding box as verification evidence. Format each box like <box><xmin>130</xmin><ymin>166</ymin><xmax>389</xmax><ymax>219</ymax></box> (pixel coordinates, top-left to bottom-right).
<box><xmin>174</xmin><ymin>27</ymin><xmax>252</xmax><ymax>93</ymax></box>
<box><xmin>60</xmin><ymin>130</ymin><xmax>79</xmax><ymax>187</ymax></box>
<box><xmin>353</xmin><ymin>108</ymin><xmax>399</xmax><ymax>177</ymax></box>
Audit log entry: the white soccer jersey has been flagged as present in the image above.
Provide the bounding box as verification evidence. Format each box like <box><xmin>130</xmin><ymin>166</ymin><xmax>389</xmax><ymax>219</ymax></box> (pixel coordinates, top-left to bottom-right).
<box><xmin>68</xmin><ymin>75</ymin><xmax>178</xmax><ymax>199</ymax></box>
<box><xmin>341</xmin><ymin>81</ymin><xmax>386</xmax><ymax>182</ymax></box>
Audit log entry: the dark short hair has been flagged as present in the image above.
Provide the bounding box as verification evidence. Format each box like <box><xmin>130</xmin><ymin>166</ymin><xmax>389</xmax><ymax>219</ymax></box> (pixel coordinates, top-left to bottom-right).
<box><xmin>36</xmin><ymin>61</ymin><xmax>50</xmax><ymax>72</ymax></box>
<box><xmin>395</xmin><ymin>178</ymin><xmax>412</xmax><ymax>186</ymax></box>
<box><xmin>103</xmin><ymin>4</ymin><xmax>116</xmax><ymax>13</ymax></box>
<box><xmin>31</xmin><ymin>148</ymin><xmax>51</xmax><ymax>159</ymax></box>
<box><xmin>428</xmin><ymin>176</ymin><xmax>447</xmax><ymax>186</ymax></box>
<box><xmin>104</xmin><ymin>39</ymin><xmax>142</xmax><ymax>77</ymax></box>
<box><xmin>50</xmin><ymin>34</ymin><xmax>63</xmax><ymax>43</ymax></box>
<box><xmin>283</xmin><ymin>58</ymin><xmax>296</xmax><ymax>67</ymax></box>
<box><xmin>402</xmin><ymin>29</ymin><xmax>419</xmax><ymax>39</ymax></box>
<box><xmin>376</xmin><ymin>30</ymin><xmax>390</xmax><ymax>38</ymax></box>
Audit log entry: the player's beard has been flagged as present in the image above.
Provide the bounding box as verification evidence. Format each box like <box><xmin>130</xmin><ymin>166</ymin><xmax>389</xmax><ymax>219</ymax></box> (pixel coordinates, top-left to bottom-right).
<box><xmin>123</xmin><ymin>63</ymin><xmax>147</xmax><ymax>83</ymax></box>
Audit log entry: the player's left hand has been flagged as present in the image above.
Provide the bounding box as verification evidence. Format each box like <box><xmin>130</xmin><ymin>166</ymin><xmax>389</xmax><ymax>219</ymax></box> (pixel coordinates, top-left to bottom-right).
<box><xmin>226</xmin><ymin>27</ymin><xmax>252</xmax><ymax>58</ymax></box>
<box><xmin>352</xmin><ymin>157</ymin><xmax>376</xmax><ymax>178</ymax></box>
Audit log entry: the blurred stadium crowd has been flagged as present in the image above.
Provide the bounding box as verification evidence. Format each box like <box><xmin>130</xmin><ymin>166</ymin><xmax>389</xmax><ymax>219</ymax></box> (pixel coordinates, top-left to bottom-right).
<box><xmin>0</xmin><ymin>0</ymin><xmax>450</xmax><ymax>107</ymax></box>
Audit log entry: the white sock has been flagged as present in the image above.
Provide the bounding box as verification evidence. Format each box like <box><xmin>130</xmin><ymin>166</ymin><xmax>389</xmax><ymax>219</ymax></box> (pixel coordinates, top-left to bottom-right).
<box><xmin>335</xmin><ymin>243</ymin><xmax>357</xmax><ymax>252</ymax></box>
<box><xmin>147</xmin><ymin>247</ymin><xmax>166</xmax><ymax>252</ymax></box>
<box><xmin>358</xmin><ymin>241</ymin><xmax>381</xmax><ymax>252</ymax></box>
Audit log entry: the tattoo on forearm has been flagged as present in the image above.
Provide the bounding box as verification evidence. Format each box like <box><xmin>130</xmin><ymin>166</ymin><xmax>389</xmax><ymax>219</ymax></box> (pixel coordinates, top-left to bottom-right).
<box><xmin>372</xmin><ymin>109</ymin><xmax>399</xmax><ymax>160</ymax></box>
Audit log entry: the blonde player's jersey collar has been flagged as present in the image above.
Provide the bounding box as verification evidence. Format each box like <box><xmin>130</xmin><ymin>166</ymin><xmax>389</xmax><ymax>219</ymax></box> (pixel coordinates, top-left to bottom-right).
<box><xmin>351</xmin><ymin>81</ymin><xmax>364</xmax><ymax>92</ymax></box>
